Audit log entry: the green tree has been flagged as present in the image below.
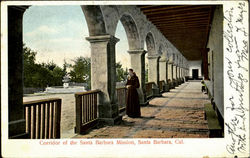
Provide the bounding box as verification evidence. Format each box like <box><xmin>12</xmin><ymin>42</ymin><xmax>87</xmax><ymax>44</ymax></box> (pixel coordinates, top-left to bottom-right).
<box><xmin>69</xmin><ymin>56</ymin><xmax>91</xmax><ymax>89</ymax></box>
<box><xmin>23</xmin><ymin>44</ymin><xmax>66</xmax><ymax>88</ymax></box>
<box><xmin>116</xmin><ymin>62</ymin><xmax>128</xmax><ymax>82</ymax></box>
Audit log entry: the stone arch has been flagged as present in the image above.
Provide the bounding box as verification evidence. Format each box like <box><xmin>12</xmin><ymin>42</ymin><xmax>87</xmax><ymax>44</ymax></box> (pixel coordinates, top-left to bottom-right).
<box><xmin>119</xmin><ymin>14</ymin><xmax>140</xmax><ymax>50</ymax></box>
<box><xmin>158</xmin><ymin>44</ymin><xmax>164</xmax><ymax>55</ymax></box>
<box><xmin>145</xmin><ymin>32</ymin><xmax>156</xmax><ymax>55</ymax></box>
<box><xmin>81</xmin><ymin>6</ymin><xmax>107</xmax><ymax>36</ymax></box>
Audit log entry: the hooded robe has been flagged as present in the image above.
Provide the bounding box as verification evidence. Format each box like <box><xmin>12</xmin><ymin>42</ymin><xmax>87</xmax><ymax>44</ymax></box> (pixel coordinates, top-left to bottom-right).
<box><xmin>126</xmin><ymin>73</ymin><xmax>141</xmax><ymax>118</ymax></box>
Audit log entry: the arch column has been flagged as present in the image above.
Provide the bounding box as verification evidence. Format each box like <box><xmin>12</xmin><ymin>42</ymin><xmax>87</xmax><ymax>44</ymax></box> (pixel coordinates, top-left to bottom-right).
<box><xmin>181</xmin><ymin>67</ymin><xmax>184</xmax><ymax>83</ymax></box>
<box><xmin>176</xmin><ymin>66</ymin><xmax>180</xmax><ymax>84</ymax></box>
<box><xmin>8</xmin><ymin>6</ymin><xmax>29</xmax><ymax>138</ymax></box>
<box><xmin>173</xmin><ymin>64</ymin><xmax>178</xmax><ymax>87</ymax></box>
<box><xmin>159</xmin><ymin>58</ymin><xmax>169</xmax><ymax>92</ymax></box>
<box><xmin>86</xmin><ymin>35</ymin><xmax>121</xmax><ymax>125</ymax></box>
<box><xmin>168</xmin><ymin>62</ymin><xmax>174</xmax><ymax>89</ymax></box>
<box><xmin>147</xmin><ymin>55</ymin><xmax>161</xmax><ymax>97</ymax></box>
<box><xmin>128</xmin><ymin>50</ymin><xmax>148</xmax><ymax>106</ymax></box>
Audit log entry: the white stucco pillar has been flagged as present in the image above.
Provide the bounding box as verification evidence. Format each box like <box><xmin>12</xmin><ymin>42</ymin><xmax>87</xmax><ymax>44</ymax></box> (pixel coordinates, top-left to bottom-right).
<box><xmin>8</xmin><ymin>6</ymin><xmax>29</xmax><ymax>138</ymax></box>
<box><xmin>86</xmin><ymin>35</ymin><xmax>121</xmax><ymax>124</ymax></box>
<box><xmin>177</xmin><ymin>66</ymin><xmax>180</xmax><ymax>79</ymax></box>
<box><xmin>128</xmin><ymin>50</ymin><xmax>148</xmax><ymax>106</ymax></box>
<box><xmin>168</xmin><ymin>62</ymin><xmax>173</xmax><ymax>81</ymax></box>
<box><xmin>173</xmin><ymin>65</ymin><xmax>177</xmax><ymax>80</ymax></box>
<box><xmin>159</xmin><ymin>58</ymin><xmax>168</xmax><ymax>82</ymax></box>
<box><xmin>148</xmin><ymin>55</ymin><xmax>161</xmax><ymax>96</ymax></box>
<box><xmin>159</xmin><ymin>58</ymin><xmax>169</xmax><ymax>92</ymax></box>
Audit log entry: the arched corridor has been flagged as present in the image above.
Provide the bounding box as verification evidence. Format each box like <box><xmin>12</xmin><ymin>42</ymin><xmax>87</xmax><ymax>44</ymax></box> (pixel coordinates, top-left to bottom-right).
<box><xmin>7</xmin><ymin>5</ymin><xmax>225</xmax><ymax>139</ymax></box>
<box><xmin>3</xmin><ymin>2</ymin><xmax>250</xmax><ymax>158</ymax></box>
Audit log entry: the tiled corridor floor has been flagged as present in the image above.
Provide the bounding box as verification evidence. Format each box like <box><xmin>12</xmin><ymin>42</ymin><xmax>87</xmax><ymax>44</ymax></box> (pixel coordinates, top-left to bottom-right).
<box><xmin>74</xmin><ymin>81</ymin><xmax>211</xmax><ymax>138</ymax></box>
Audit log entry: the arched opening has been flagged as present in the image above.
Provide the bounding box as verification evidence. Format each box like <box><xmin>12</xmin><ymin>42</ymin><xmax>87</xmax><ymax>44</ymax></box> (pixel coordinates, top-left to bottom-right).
<box><xmin>144</xmin><ymin>32</ymin><xmax>161</xmax><ymax>97</ymax></box>
<box><xmin>145</xmin><ymin>32</ymin><xmax>156</xmax><ymax>56</ymax></box>
<box><xmin>115</xmin><ymin>21</ymin><xmax>130</xmax><ymax>84</ymax></box>
<box><xmin>22</xmin><ymin>5</ymin><xmax>91</xmax><ymax>136</ymax></box>
<box><xmin>81</xmin><ymin>6</ymin><xmax>106</xmax><ymax>36</ymax></box>
<box><xmin>145</xmin><ymin>32</ymin><xmax>156</xmax><ymax>84</ymax></box>
<box><xmin>114</xmin><ymin>13</ymin><xmax>142</xmax><ymax>110</ymax></box>
<box><xmin>119</xmin><ymin>14</ymin><xmax>140</xmax><ymax>50</ymax></box>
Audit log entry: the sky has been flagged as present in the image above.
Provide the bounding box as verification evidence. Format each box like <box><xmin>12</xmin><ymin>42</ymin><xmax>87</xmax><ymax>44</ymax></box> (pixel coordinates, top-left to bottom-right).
<box><xmin>23</xmin><ymin>5</ymin><xmax>132</xmax><ymax>69</ymax></box>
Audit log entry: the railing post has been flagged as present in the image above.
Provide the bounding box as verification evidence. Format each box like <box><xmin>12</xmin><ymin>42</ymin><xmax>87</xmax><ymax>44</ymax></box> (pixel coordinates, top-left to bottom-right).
<box><xmin>75</xmin><ymin>94</ymin><xmax>82</xmax><ymax>134</ymax></box>
<box><xmin>55</xmin><ymin>99</ymin><xmax>61</xmax><ymax>138</ymax></box>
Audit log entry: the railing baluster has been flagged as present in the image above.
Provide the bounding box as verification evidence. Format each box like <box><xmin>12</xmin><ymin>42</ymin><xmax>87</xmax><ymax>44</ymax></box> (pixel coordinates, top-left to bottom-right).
<box><xmin>83</xmin><ymin>95</ymin><xmax>86</xmax><ymax>124</ymax></box>
<box><xmin>94</xmin><ymin>93</ymin><xmax>97</xmax><ymax>119</ymax></box>
<box><xmin>92</xmin><ymin>94</ymin><xmax>94</xmax><ymax>120</ymax></box>
<box><xmin>86</xmin><ymin>95</ymin><xmax>89</xmax><ymax>122</ymax></box>
<box><xmin>46</xmin><ymin>102</ymin><xmax>50</xmax><ymax>139</ymax></box>
<box><xmin>27</xmin><ymin>107</ymin><xmax>31</xmax><ymax>138</ymax></box>
<box><xmin>32</xmin><ymin>105</ymin><xmax>36</xmax><ymax>139</ymax></box>
<box><xmin>91</xmin><ymin>94</ymin><xmax>93</xmax><ymax>120</ymax></box>
<box><xmin>42</xmin><ymin>103</ymin><xmax>46</xmax><ymax>139</ymax></box>
<box><xmin>37</xmin><ymin>104</ymin><xmax>41</xmax><ymax>139</ymax></box>
<box><xmin>81</xmin><ymin>95</ymin><xmax>84</xmax><ymax>124</ymax></box>
<box><xmin>51</xmin><ymin>102</ymin><xmax>55</xmax><ymax>138</ymax></box>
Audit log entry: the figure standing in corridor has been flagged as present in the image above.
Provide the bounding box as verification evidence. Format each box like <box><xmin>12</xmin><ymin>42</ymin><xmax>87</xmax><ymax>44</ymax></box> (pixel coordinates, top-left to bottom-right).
<box><xmin>126</xmin><ymin>69</ymin><xmax>141</xmax><ymax>118</ymax></box>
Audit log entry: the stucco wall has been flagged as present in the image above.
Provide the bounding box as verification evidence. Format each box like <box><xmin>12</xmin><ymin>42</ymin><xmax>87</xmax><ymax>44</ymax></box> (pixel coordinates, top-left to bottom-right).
<box><xmin>206</xmin><ymin>6</ymin><xmax>224</xmax><ymax>117</ymax></box>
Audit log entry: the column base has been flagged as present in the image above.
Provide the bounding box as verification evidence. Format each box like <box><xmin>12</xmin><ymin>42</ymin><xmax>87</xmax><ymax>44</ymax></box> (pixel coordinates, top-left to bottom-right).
<box><xmin>9</xmin><ymin>119</ymin><xmax>26</xmax><ymax>138</ymax></box>
<box><xmin>98</xmin><ymin>115</ymin><xmax>122</xmax><ymax>126</ymax></box>
<box><xmin>140</xmin><ymin>101</ymin><xmax>149</xmax><ymax>107</ymax></box>
<box><xmin>177</xmin><ymin>78</ymin><xmax>182</xmax><ymax>85</ymax></box>
<box><xmin>169</xmin><ymin>82</ymin><xmax>174</xmax><ymax>89</ymax></box>
<box><xmin>152</xmin><ymin>87</ymin><xmax>162</xmax><ymax>97</ymax></box>
<box><xmin>164</xmin><ymin>84</ymin><xmax>170</xmax><ymax>92</ymax></box>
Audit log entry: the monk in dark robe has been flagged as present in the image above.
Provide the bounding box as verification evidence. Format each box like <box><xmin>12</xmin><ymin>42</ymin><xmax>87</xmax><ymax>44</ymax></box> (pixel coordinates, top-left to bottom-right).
<box><xmin>126</xmin><ymin>69</ymin><xmax>141</xmax><ymax>118</ymax></box>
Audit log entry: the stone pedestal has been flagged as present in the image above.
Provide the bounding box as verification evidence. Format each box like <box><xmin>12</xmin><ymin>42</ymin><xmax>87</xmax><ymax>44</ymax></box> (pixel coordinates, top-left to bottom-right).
<box><xmin>128</xmin><ymin>50</ymin><xmax>148</xmax><ymax>106</ymax></box>
<box><xmin>86</xmin><ymin>35</ymin><xmax>121</xmax><ymax>125</ymax></box>
<box><xmin>164</xmin><ymin>83</ymin><xmax>170</xmax><ymax>92</ymax></box>
<box><xmin>8</xmin><ymin>6</ymin><xmax>29</xmax><ymax>138</ymax></box>
<box><xmin>148</xmin><ymin>55</ymin><xmax>161</xmax><ymax>97</ymax></box>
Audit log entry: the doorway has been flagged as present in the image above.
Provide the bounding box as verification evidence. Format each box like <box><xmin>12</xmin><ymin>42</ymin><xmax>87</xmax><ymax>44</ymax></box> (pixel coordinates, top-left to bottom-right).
<box><xmin>192</xmin><ymin>69</ymin><xmax>198</xmax><ymax>80</ymax></box>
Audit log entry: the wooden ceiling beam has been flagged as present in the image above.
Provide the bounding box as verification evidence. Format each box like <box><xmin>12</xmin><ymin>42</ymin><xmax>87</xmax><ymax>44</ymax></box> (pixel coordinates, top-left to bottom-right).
<box><xmin>147</xmin><ymin>11</ymin><xmax>209</xmax><ymax>21</ymax></box>
<box><xmin>163</xmin><ymin>33</ymin><xmax>207</xmax><ymax>38</ymax></box>
<box><xmin>156</xmin><ymin>23</ymin><xmax>208</xmax><ymax>29</ymax></box>
<box><xmin>142</xmin><ymin>6</ymin><xmax>211</xmax><ymax>16</ymax></box>
<box><xmin>138</xmin><ymin>5</ymin><xmax>160</xmax><ymax>9</ymax></box>
<box><xmin>153</xmin><ymin>17</ymin><xmax>209</xmax><ymax>24</ymax></box>
<box><xmin>162</xmin><ymin>29</ymin><xmax>207</xmax><ymax>34</ymax></box>
<box><xmin>141</xmin><ymin>5</ymin><xmax>210</xmax><ymax>13</ymax></box>
<box><xmin>139</xmin><ymin>5</ymin><xmax>191</xmax><ymax>11</ymax></box>
<box><xmin>155</xmin><ymin>20</ymin><xmax>209</xmax><ymax>27</ymax></box>
<box><xmin>151</xmin><ymin>14</ymin><xmax>209</xmax><ymax>22</ymax></box>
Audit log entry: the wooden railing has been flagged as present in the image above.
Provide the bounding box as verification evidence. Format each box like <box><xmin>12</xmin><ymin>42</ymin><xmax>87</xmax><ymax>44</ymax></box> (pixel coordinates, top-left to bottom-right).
<box><xmin>24</xmin><ymin>98</ymin><xmax>61</xmax><ymax>139</ymax></box>
<box><xmin>145</xmin><ymin>82</ymin><xmax>154</xmax><ymax>98</ymax></box>
<box><xmin>159</xmin><ymin>80</ymin><xmax>165</xmax><ymax>92</ymax></box>
<box><xmin>116</xmin><ymin>87</ymin><xmax>127</xmax><ymax>112</ymax></box>
<box><xmin>75</xmin><ymin>89</ymin><xmax>100</xmax><ymax>134</ymax></box>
